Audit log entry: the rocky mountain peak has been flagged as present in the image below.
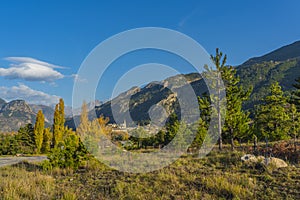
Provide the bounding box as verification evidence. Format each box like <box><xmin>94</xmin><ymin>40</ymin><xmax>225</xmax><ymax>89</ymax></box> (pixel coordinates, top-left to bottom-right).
<box><xmin>1</xmin><ymin>100</ymin><xmax>32</xmax><ymax>113</ymax></box>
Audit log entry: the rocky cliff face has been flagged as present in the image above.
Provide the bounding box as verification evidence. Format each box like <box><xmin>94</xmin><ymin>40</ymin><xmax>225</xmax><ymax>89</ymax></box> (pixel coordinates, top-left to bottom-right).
<box><xmin>92</xmin><ymin>73</ymin><xmax>206</xmax><ymax>126</ymax></box>
<box><xmin>0</xmin><ymin>100</ymin><xmax>36</xmax><ymax>132</ymax></box>
<box><xmin>29</xmin><ymin>104</ymin><xmax>55</xmax><ymax>123</ymax></box>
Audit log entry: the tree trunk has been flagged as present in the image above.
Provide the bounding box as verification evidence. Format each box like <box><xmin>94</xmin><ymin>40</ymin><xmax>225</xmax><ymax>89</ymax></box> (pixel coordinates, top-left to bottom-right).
<box><xmin>231</xmin><ymin>137</ymin><xmax>234</xmax><ymax>151</ymax></box>
<box><xmin>294</xmin><ymin>134</ymin><xmax>297</xmax><ymax>152</ymax></box>
<box><xmin>253</xmin><ymin>136</ymin><xmax>257</xmax><ymax>152</ymax></box>
<box><xmin>217</xmin><ymin>72</ymin><xmax>222</xmax><ymax>151</ymax></box>
<box><xmin>230</xmin><ymin>128</ymin><xmax>234</xmax><ymax>151</ymax></box>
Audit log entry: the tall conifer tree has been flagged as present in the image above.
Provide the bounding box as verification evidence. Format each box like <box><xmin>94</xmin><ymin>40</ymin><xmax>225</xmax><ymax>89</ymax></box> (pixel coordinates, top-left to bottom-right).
<box><xmin>255</xmin><ymin>82</ymin><xmax>290</xmax><ymax>141</ymax></box>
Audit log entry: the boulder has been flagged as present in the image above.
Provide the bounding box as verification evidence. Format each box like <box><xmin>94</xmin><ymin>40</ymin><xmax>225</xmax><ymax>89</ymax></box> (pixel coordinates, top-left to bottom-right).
<box><xmin>261</xmin><ymin>157</ymin><xmax>288</xmax><ymax>168</ymax></box>
<box><xmin>257</xmin><ymin>156</ymin><xmax>265</xmax><ymax>162</ymax></box>
<box><xmin>241</xmin><ymin>154</ymin><xmax>257</xmax><ymax>163</ymax></box>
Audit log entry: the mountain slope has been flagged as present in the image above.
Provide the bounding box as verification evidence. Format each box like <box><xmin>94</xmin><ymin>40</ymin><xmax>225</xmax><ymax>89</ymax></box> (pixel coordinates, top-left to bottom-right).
<box><xmin>2</xmin><ymin>41</ymin><xmax>300</xmax><ymax>131</ymax></box>
<box><xmin>242</xmin><ymin>41</ymin><xmax>300</xmax><ymax>66</ymax></box>
<box><xmin>90</xmin><ymin>73</ymin><xmax>206</xmax><ymax>126</ymax></box>
<box><xmin>0</xmin><ymin>98</ymin><xmax>6</xmax><ymax>108</ymax></box>
<box><xmin>0</xmin><ymin>100</ymin><xmax>37</xmax><ymax>132</ymax></box>
<box><xmin>92</xmin><ymin>40</ymin><xmax>300</xmax><ymax>125</ymax></box>
<box><xmin>29</xmin><ymin>104</ymin><xmax>55</xmax><ymax>123</ymax></box>
<box><xmin>237</xmin><ymin>40</ymin><xmax>300</xmax><ymax>109</ymax></box>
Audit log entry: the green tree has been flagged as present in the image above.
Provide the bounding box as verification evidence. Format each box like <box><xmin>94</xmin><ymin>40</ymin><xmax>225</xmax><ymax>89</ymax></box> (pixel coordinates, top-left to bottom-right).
<box><xmin>164</xmin><ymin>113</ymin><xmax>180</xmax><ymax>145</ymax></box>
<box><xmin>191</xmin><ymin>94</ymin><xmax>211</xmax><ymax>149</ymax></box>
<box><xmin>172</xmin><ymin>121</ymin><xmax>191</xmax><ymax>152</ymax></box>
<box><xmin>130</xmin><ymin>127</ymin><xmax>148</xmax><ymax>149</ymax></box>
<box><xmin>42</xmin><ymin>127</ymin><xmax>51</xmax><ymax>153</ymax></box>
<box><xmin>211</xmin><ymin>49</ymin><xmax>252</xmax><ymax>150</ymax></box>
<box><xmin>0</xmin><ymin>133</ymin><xmax>19</xmax><ymax>155</ymax></box>
<box><xmin>17</xmin><ymin>124</ymin><xmax>35</xmax><ymax>154</ymax></box>
<box><xmin>255</xmin><ymin>82</ymin><xmax>290</xmax><ymax>141</ymax></box>
<box><xmin>48</xmin><ymin>128</ymin><xmax>88</xmax><ymax>169</ymax></box>
<box><xmin>34</xmin><ymin>110</ymin><xmax>45</xmax><ymax>153</ymax></box>
<box><xmin>289</xmin><ymin>104</ymin><xmax>300</xmax><ymax>151</ymax></box>
<box><xmin>291</xmin><ymin>77</ymin><xmax>300</xmax><ymax>111</ymax></box>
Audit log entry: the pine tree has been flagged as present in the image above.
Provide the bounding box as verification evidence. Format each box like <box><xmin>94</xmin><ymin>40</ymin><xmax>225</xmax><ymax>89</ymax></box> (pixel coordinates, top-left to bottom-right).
<box><xmin>34</xmin><ymin>110</ymin><xmax>45</xmax><ymax>153</ymax></box>
<box><xmin>223</xmin><ymin>71</ymin><xmax>252</xmax><ymax>150</ymax></box>
<box><xmin>289</xmin><ymin>104</ymin><xmax>300</xmax><ymax>151</ymax></box>
<box><xmin>209</xmin><ymin>49</ymin><xmax>225</xmax><ymax>151</ymax></box>
<box><xmin>291</xmin><ymin>77</ymin><xmax>300</xmax><ymax>111</ymax></box>
<box><xmin>255</xmin><ymin>82</ymin><xmax>290</xmax><ymax>141</ymax></box>
<box><xmin>17</xmin><ymin>124</ymin><xmax>35</xmax><ymax>154</ymax></box>
<box><xmin>191</xmin><ymin>94</ymin><xmax>211</xmax><ymax>149</ymax></box>
<box><xmin>211</xmin><ymin>49</ymin><xmax>252</xmax><ymax>150</ymax></box>
<box><xmin>164</xmin><ymin>113</ymin><xmax>180</xmax><ymax>145</ymax></box>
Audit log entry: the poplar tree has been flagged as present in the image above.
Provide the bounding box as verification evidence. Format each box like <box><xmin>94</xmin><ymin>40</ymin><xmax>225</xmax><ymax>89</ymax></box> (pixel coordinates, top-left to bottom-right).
<box><xmin>34</xmin><ymin>110</ymin><xmax>44</xmax><ymax>153</ymax></box>
<box><xmin>42</xmin><ymin>127</ymin><xmax>51</xmax><ymax>153</ymax></box>
<box><xmin>53</xmin><ymin>98</ymin><xmax>65</xmax><ymax>147</ymax></box>
<box><xmin>76</xmin><ymin>101</ymin><xmax>90</xmax><ymax>137</ymax></box>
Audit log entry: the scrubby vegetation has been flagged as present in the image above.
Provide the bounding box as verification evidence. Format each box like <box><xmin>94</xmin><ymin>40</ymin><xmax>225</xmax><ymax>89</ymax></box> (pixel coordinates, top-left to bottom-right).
<box><xmin>0</xmin><ymin>145</ymin><xmax>299</xmax><ymax>200</ymax></box>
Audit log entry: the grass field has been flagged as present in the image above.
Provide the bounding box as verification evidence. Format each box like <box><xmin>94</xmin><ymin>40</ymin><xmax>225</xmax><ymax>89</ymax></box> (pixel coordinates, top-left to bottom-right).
<box><xmin>0</xmin><ymin>142</ymin><xmax>299</xmax><ymax>200</ymax></box>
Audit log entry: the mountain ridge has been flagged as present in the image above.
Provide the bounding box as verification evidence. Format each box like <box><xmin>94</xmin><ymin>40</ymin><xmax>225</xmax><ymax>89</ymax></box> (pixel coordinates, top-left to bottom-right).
<box><xmin>241</xmin><ymin>40</ymin><xmax>300</xmax><ymax>66</ymax></box>
<box><xmin>1</xmin><ymin>40</ymin><xmax>300</xmax><ymax>131</ymax></box>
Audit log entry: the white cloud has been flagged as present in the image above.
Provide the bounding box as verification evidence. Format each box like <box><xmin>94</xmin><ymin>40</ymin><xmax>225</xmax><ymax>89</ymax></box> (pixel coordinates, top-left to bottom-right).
<box><xmin>0</xmin><ymin>57</ymin><xmax>66</xmax><ymax>82</ymax></box>
<box><xmin>0</xmin><ymin>84</ymin><xmax>60</xmax><ymax>106</ymax></box>
<box><xmin>71</xmin><ymin>74</ymin><xmax>87</xmax><ymax>83</ymax></box>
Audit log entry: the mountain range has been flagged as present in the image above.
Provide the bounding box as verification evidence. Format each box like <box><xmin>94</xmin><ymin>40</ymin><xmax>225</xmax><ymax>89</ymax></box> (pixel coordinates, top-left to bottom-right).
<box><xmin>1</xmin><ymin>40</ymin><xmax>300</xmax><ymax>132</ymax></box>
<box><xmin>0</xmin><ymin>99</ymin><xmax>101</xmax><ymax>132</ymax></box>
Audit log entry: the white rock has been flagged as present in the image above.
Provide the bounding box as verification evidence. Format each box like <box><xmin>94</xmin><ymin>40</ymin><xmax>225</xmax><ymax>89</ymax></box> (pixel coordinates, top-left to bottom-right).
<box><xmin>241</xmin><ymin>154</ymin><xmax>257</xmax><ymax>163</ymax></box>
<box><xmin>261</xmin><ymin>157</ymin><xmax>288</xmax><ymax>168</ymax></box>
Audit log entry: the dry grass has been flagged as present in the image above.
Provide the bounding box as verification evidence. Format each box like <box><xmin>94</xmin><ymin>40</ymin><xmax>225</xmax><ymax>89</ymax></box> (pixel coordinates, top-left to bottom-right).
<box><xmin>0</xmin><ymin>165</ymin><xmax>54</xmax><ymax>200</ymax></box>
<box><xmin>0</xmin><ymin>144</ymin><xmax>299</xmax><ymax>200</ymax></box>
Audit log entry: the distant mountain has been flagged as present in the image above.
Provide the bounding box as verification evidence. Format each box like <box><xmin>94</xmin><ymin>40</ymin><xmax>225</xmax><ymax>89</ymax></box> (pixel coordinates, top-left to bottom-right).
<box><xmin>67</xmin><ymin>40</ymin><xmax>300</xmax><ymax>127</ymax></box>
<box><xmin>0</xmin><ymin>100</ymin><xmax>36</xmax><ymax>132</ymax></box>
<box><xmin>0</xmin><ymin>98</ymin><xmax>6</xmax><ymax>108</ymax></box>
<box><xmin>237</xmin><ymin>40</ymin><xmax>300</xmax><ymax>109</ymax></box>
<box><xmin>65</xmin><ymin>100</ymin><xmax>102</xmax><ymax>117</ymax></box>
<box><xmin>2</xmin><ymin>41</ymin><xmax>300</xmax><ymax>132</ymax></box>
<box><xmin>242</xmin><ymin>41</ymin><xmax>300</xmax><ymax>66</ymax></box>
<box><xmin>64</xmin><ymin>73</ymin><xmax>207</xmax><ymax>129</ymax></box>
<box><xmin>0</xmin><ymin>100</ymin><xmax>56</xmax><ymax>132</ymax></box>
<box><xmin>0</xmin><ymin>98</ymin><xmax>103</xmax><ymax>132</ymax></box>
<box><xmin>29</xmin><ymin>104</ymin><xmax>55</xmax><ymax>123</ymax></box>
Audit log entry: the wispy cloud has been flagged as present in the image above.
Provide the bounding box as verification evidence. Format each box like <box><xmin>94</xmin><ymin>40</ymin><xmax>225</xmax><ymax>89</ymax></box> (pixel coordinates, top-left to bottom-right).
<box><xmin>71</xmin><ymin>74</ymin><xmax>87</xmax><ymax>83</ymax></box>
<box><xmin>178</xmin><ymin>7</ymin><xmax>200</xmax><ymax>28</ymax></box>
<box><xmin>0</xmin><ymin>83</ymin><xmax>60</xmax><ymax>106</ymax></box>
<box><xmin>0</xmin><ymin>57</ymin><xmax>66</xmax><ymax>82</ymax></box>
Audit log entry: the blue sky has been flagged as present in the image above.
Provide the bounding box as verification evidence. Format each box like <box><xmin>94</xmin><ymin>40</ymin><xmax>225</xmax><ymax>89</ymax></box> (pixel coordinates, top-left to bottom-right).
<box><xmin>0</xmin><ymin>0</ymin><xmax>300</xmax><ymax>106</ymax></box>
